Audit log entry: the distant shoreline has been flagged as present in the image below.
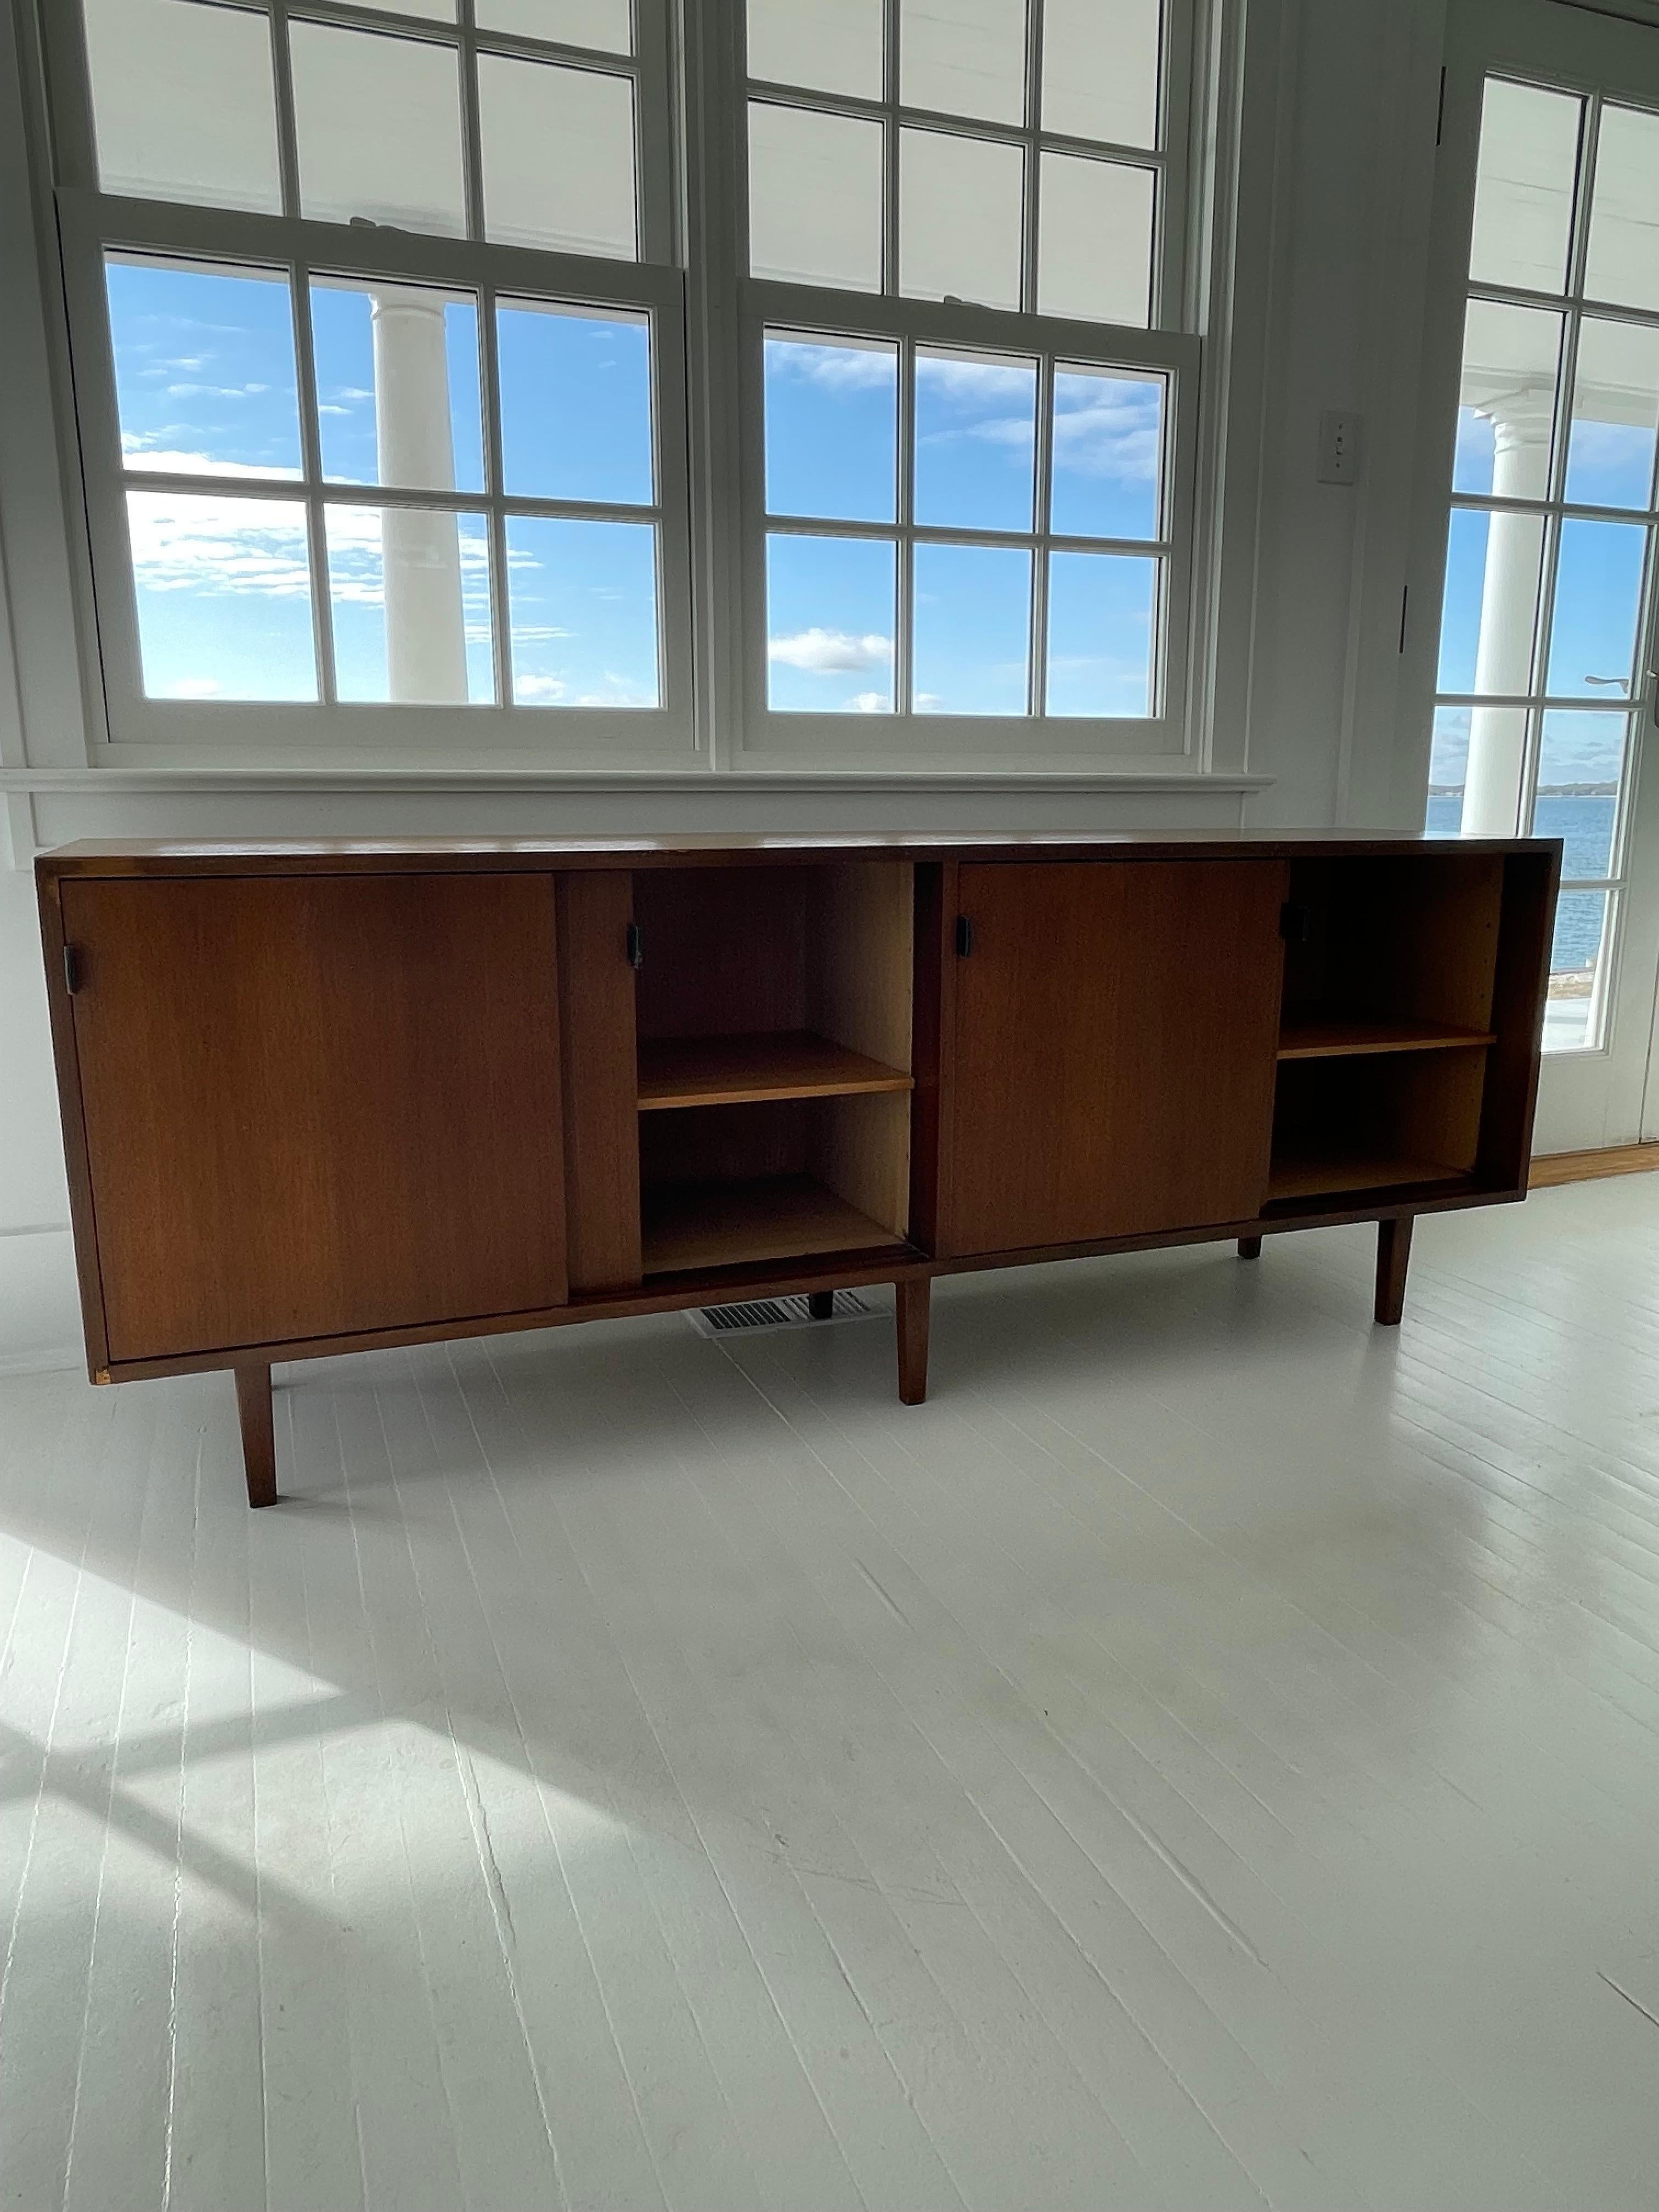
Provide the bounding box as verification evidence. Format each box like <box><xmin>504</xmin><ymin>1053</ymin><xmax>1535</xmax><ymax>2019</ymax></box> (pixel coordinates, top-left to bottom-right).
<box><xmin>1428</xmin><ymin>783</ymin><xmax>1617</xmax><ymax>798</ymax></box>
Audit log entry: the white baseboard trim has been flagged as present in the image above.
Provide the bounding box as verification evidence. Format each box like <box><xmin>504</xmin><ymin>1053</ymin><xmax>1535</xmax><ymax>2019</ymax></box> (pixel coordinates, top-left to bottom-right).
<box><xmin>0</xmin><ymin>1344</ymin><xmax>82</xmax><ymax>1378</ymax></box>
<box><xmin>0</xmin><ymin>1225</ymin><xmax>85</xmax><ymax>1378</ymax></box>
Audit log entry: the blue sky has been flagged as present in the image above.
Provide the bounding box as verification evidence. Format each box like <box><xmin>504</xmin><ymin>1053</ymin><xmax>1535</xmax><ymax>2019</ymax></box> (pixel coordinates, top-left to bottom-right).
<box><xmin>105</xmin><ymin>256</ymin><xmax>1164</xmax><ymax>719</ymax></box>
<box><xmin>106</xmin><ymin>256</ymin><xmax>660</xmax><ymax>707</ymax></box>
<box><xmin>761</xmin><ymin>336</ymin><xmax>1162</xmax><ymax>715</ymax></box>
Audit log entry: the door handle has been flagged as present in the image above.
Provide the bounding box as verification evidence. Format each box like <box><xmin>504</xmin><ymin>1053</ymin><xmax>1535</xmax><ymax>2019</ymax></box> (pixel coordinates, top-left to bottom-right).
<box><xmin>955</xmin><ymin>915</ymin><xmax>974</xmax><ymax>957</ymax></box>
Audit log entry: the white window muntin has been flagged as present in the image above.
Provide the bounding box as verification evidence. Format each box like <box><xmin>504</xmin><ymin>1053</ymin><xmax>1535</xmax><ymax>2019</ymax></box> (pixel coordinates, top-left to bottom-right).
<box><xmin>57</xmin><ymin>191</ymin><xmax>696</xmax><ymax>751</ymax></box>
<box><xmin>734</xmin><ymin>281</ymin><xmax>1199</xmax><ymax>760</ymax></box>
<box><xmin>742</xmin><ymin>2</ymin><xmax>1193</xmax><ymax>330</ymax></box>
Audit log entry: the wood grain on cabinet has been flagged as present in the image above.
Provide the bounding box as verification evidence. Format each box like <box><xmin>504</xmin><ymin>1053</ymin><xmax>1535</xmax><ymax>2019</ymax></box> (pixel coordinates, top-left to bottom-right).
<box><xmin>1477</xmin><ymin>849</ymin><xmax>1560</xmax><ymax>1191</ymax></box>
<box><xmin>636</xmin><ymin>1032</ymin><xmax>912</xmax><ymax>1110</ymax></box>
<box><xmin>33</xmin><ymin>834</ymin><xmax>1555</xmax><ymax>1505</ymax></box>
<box><xmin>557</xmin><ymin>870</ymin><xmax>642</xmax><ymax>1291</ymax></box>
<box><xmin>945</xmin><ymin>860</ymin><xmax>1288</xmax><ymax>1254</ymax></box>
<box><xmin>60</xmin><ymin>872</ymin><xmax>568</xmax><ymax>1362</ymax></box>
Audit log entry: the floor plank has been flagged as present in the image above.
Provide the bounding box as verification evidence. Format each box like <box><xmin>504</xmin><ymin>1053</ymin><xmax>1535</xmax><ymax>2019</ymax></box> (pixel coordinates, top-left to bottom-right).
<box><xmin>5</xmin><ymin>1183</ymin><xmax>1659</xmax><ymax>2208</ymax></box>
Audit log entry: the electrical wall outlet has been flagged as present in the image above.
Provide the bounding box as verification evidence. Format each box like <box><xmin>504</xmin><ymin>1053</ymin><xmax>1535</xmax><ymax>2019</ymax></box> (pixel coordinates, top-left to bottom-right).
<box><xmin>1317</xmin><ymin>409</ymin><xmax>1362</xmax><ymax>486</ymax></box>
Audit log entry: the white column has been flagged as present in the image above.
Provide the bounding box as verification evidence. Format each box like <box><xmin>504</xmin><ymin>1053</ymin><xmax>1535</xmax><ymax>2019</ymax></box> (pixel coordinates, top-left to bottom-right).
<box><xmin>1460</xmin><ymin>387</ymin><xmax>1553</xmax><ymax>836</ymax></box>
<box><xmin>368</xmin><ymin>286</ymin><xmax>469</xmax><ymax>705</ymax></box>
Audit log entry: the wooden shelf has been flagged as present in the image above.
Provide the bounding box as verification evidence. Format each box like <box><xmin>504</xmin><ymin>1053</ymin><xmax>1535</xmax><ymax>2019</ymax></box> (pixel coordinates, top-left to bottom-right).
<box><xmin>1277</xmin><ymin>1018</ymin><xmax>1497</xmax><ymax>1061</ymax></box>
<box><xmin>637</xmin><ymin>1031</ymin><xmax>913</xmax><ymax>1112</ymax></box>
<box><xmin>641</xmin><ymin>1174</ymin><xmax>908</xmax><ymax>1276</ymax></box>
<box><xmin>1266</xmin><ymin>1150</ymin><xmax>1472</xmax><ymax>1204</ymax></box>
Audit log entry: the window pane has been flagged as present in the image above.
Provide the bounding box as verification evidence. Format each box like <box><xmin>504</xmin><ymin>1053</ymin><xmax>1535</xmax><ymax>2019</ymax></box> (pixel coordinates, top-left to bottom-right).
<box><xmin>765</xmin><ymin>534</ymin><xmax>896</xmax><ymax>711</ymax></box>
<box><xmin>900</xmin><ymin>130</ymin><xmax>1024</xmax><ymax>308</ymax></box>
<box><xmin>479</xmin><ymin>55</ymin><xmax>637</xmax><ymax>257</ymax></box>
<box><xmin>1042</xmin><ymin>0</ymin><xmax>1160</xmax><ymax>151</ymax></box>
<box><xmin>80</xmin><ymin>0</ymin><xmax>280</xmax><ymax>214</ymax></box>
<box><xmin>477</xmin><ymin>0</ymin><xmax>633</xmax><ymax>49</ymax></box>
<box><xmin>1567</xmin><ymin>317</ymin><xmax>1659</xmax><ymax>510</ymax></box>
<box><xmin>126</xmin><ymin>490</ymin><xmax>317</xmax><ymax>700</ymax></box>
<box><xmin>341</xmin><ymin>0</ymin><xmax>453</xmax><ymax>16</ymax></box>
<box><xmin>764</xmin><ymin>334</ymin><xmax>898</xmax><ymax>523</ymax></box>
<box><xmin>900</xmin><ymin>0</ymin><xmax>1026</xmax><ymax>126</ymax></box>
<box><xmin>106</xmin><ymin>257</ymin><xmax>301</xmax><ymax>481</ymax></box>
<box><xmin>1468</xmin><ymin>78</ymin><xmax>1581</xmax><ymax>297</ymax></box>
<box><xmin>749</xmin><ymin>104</ymin><xmax>885</xmax><ymax>290</ymax></box>
<box><xmin>326</xmin><ymin>507</ymin><xmax>494</xmax><ymax>704</ymax></box>
<box><xmin>291</xmin><ymin>24</ymin><xmax>465</xmax><ymax>236</ymax></box>
<box><xmin>1051</xmin><ymin>366</ymin><xmax>1163</xmax><ymax>540</ymax></box>
<box><xmin>1038</xmin><ymin>154</ymin><xmax>1153</xmax><ymax>327</ymax></box>
<box><xmin>505</xmin><ymin>517</ymin><xmax>659</xmax><ymax>707</ymax></box>
<box><xmin>1545</xmin><ymin>889</ymin><xmax>1609</xmax><ymax>1052</ymax></box>
<box><xmin>1045</xmin><ymin>550</ymin><xmax>1155</xmax><ymax>716</ymax></box>
<box><xmin>914</xmin><ymin>349</ymin><xmax>1036</xmax><ymax>532</ymax></box>
<box><xmin>1425</xmin><ymin>706</ymin><xmax>1470</xmax><ymax>833</ymax></box>
<box><xmin>1437</xmin><ymin>505</ymin><xmax>1544</xmax><ymax>696</ymax></box>
<box><xmin>312</xmin><ymin>281</ymin><xmax>483</xmax><ymax>494</ymax></box>
<box><xmin>747</xmin><ymin>0</ymin><xmax>883</xmax><ymax>97</ymax></box>
<box><xmin>1546</xmin><ymin>517</ymin><xmax>1649</xmax><ymax>699</ymax></box>
<box><xmin>1585</xmin><ymin>104</ymin><xmax>1659</xmax><ymax>314</ymax></box>
<box><xmin>498</xmin><ymin>302</ymin><xmax>654</xmax><ymax>504</ymax></box>
<box><xmin>1453</xmin><ymin>301</ymin><xmax>1561</xmax><ymax>498</ymax></box>
<box><xmin>912</xmin><ymin>541</ymin><xmax>1031</xmax><ymax>713</ymax></box>
<box><xmin>1533</xmin><ymin>712</ymin><xmax>1627</xmax><ymax>879</ymax></box>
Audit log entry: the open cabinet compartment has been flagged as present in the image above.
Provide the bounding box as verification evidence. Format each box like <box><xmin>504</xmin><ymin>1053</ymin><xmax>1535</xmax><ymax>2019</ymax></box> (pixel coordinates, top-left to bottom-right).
<box><xmin>1267</xmin><ymin>854</ymin><xmax>1509</xmax><ymax>1207</ymax></box>
<box><xmin>1278</xmin><ymin>853</ymin><xmax>1505</xmax><ymax>1053</ymax></box>
<box><xmin>1267</xmin><ymin>1047</ymin><xmax>1489</xmax><ymax>1204</ymax></box>
<box><xmin>632</xmin><ymin>864</ymin><xmax>916</xmax><ymax>1277</ymax></box>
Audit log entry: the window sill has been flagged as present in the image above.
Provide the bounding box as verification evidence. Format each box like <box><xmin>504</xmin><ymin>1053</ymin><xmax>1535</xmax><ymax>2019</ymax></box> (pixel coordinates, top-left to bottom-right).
<box><xmin>3</xmin><ymin>764</ymin><xmax>1274</xmax><ymax>797</ymax></box>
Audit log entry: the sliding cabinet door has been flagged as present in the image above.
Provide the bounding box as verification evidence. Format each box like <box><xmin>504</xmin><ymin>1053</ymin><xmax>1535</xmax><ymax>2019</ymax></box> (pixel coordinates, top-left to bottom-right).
<box><xmin>62</xmin><ymin>870</ymin><xmax>567</xmax><ymax>1364</ymax></box>
<box><xmin>945</xmin><ymin>860</ymin><xmax>1286</xmax><ymax>1255</ymax></box>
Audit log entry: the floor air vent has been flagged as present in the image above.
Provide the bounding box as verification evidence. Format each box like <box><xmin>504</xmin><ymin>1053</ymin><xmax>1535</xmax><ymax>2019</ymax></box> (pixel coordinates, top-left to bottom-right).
<box><xmin>685</xmin><ymin>1289</ymin><xmax>885</xmax><ymax>1337</ymax></box>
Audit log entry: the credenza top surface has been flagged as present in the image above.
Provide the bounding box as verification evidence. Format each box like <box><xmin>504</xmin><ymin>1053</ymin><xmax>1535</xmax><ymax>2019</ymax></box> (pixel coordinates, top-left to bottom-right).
<box><xmin>37</xmin><ymin>831</ymin><xmax>1560</xmax><ymax>879</ymax></box>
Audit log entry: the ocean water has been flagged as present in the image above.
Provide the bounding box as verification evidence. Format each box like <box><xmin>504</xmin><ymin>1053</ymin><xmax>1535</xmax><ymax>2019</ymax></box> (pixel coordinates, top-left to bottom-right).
<box><xmin>1426</xmin><ymin>791</ymin><xmax>1613</xmax><ymax>971</ymax></box>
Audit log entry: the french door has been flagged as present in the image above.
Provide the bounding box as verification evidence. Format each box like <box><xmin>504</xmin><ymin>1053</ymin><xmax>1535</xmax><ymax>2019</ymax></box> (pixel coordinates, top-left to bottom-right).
<box><xmin>1410</xmin><ymin>0</ymin><xmax>1659</xmax><ymax>1152</ymax></box>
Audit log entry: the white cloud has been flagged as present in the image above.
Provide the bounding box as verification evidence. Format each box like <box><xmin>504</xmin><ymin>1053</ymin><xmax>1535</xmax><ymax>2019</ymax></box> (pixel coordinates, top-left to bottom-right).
<box><xmin>849</xmin><ymin>690</ymin><xmax>890</xmax><ymax>712</ymax></box>
<box><xmin>515</xmin><ymin>670</ymin><xmax>657</xmax><ymax>709</ymax></box>
<box><xmin>768</xmin><ymin>338</ymin><xmax>895</xmax><ymax>393</ymax></box>
<box><xmin>1052</xmin><ymin>376</ymin><xmax>1163</xmax><ymax>482</ymax></box>
<box><xmin>122</xmin><ymin>443</ymin><xmax>302</xmax><ymax>482</ymax></box>
<box><xmin>164</xmin><ymin>381</ymin><xmax>273</xmax><ymax>401</ymax></box>
<box><xmin>916</xmin><ymin>356</ymin><xmax>1034</xmax><ymax>405</ymax></box>
<box><xmin>162</xmin><ymin>675</ymin><xmax>223</xmax><ymax>699</ymax></box>
<box><xmin>768</xmin><ymin>627</ymin><xmax>894</xmax><ymax>674</ymax></box>
<box><xmin>126</xmin><ymin>487</ymin><xmax>312</xmax><ymax>598</ymax></box>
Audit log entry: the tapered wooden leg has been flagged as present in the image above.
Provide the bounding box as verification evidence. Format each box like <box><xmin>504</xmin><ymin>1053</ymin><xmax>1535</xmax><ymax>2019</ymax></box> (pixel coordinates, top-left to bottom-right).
<box><xmin>896</xmin><ymin>1278</ymin><xmax>930</xmax><ymax>1406</ymax></box>
<box><xmin>235</xmin><ymin>1364</ymin><xmax>278</xmax><ymax>1508</ymax></box>
<box><xmin>807</xmin><ymin>1290</ymin><xmax>835</xmax><ymax>1320</ymax></box>
<box><xmin>1375</xmin><ymin>1215</ymin><xmax>1413</xmax><ymax>1327</ymax></box>
<box><xmin>1237</xmin><ymin>1235</ymin><xmax>1263</xmax><ymax>1260</ymax></box>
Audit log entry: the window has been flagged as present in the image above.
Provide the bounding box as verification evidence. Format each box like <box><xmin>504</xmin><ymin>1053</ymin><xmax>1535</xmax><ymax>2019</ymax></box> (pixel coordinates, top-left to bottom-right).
<box><xmin>42</xmin><ymin>0</ymin><xmax>1203</xmax><ymax>766</ymax></box>
<box><xmin>1427</xmin><ymin>75</ymin><xmax>1659</xmax><ymax>1050</ymax></box>
<box><xmin>739</xmin><ymin>0</ymin><xmax>1197</xmax><ymax>758</ymax></box>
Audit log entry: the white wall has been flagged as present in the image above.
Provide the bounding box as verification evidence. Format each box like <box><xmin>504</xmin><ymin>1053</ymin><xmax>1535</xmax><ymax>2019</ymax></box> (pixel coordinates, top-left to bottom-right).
<box><xmin>0</xmin><ymin>0</ymin><xmax>1457</xmax><ymax>1365</ymax></box>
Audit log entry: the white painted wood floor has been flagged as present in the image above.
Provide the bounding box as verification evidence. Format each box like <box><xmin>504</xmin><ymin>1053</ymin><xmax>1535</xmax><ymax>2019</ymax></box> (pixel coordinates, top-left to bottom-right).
<box><xmin>5</xmin><ymin>1182</ymin><xmax>1659</xmax><ymax>2212</ymax></box>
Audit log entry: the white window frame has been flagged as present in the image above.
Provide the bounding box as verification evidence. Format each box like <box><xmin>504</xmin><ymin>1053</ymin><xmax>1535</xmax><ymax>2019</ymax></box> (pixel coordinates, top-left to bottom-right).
<box><xmin>43</xmin><ymin>0</ymin><xmax>698</xmax><ymax>760</ymax></box>
<box><xmin>723</xmin><ymin>0</ymin><xmax>1205</xmax><ymax>768</ymax></box>
<box><xmin>33</xmin><ymin>0</ymin><xmax>1214</xmax><ymax>774</ymax></box>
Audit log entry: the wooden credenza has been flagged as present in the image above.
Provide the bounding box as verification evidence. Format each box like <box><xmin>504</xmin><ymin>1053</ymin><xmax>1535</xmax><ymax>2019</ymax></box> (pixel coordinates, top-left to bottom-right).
<box><xmin>36</xmin><ymin>834</ymin><xmax>1558</xmax><ymax>1505</ymax></box>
